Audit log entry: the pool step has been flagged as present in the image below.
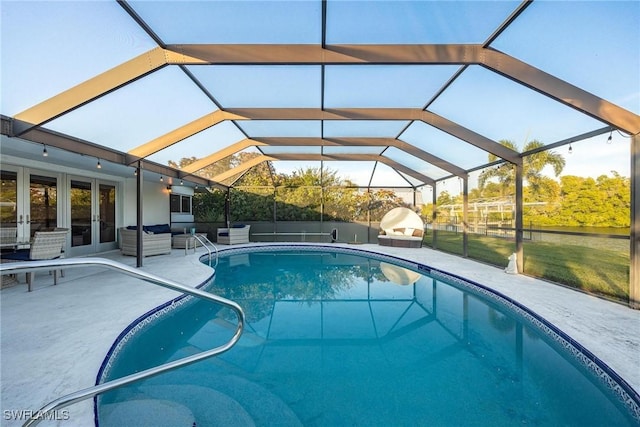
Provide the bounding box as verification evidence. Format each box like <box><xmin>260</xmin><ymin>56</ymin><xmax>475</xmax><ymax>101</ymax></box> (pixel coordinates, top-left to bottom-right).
<box><xmin>135</xmin><ymin>372</ymin><xmax>303</xmax><ymax>427</ymax></box>
<box><xmin>137</xmin><ymin>384</ymin><xmax>257</xmax><ymax>426</ymax></box>
<box><xmin>161</xmin><ymin>372</ymin><xmax>303</xmax><ymax>427</ymax></box>
<box><xmin>100</xmin><ymin>372</ymin><xmax>302</xmax><ymax>427</ymax></box>
<box><xmin>102</xmin><ymin>384</ymin><xmax>256</xmax><ymax>427</ymax></box>
<box><xmin>100</xmin><ymin>398</ymin><xmax>195</xmax><ymax>427</ymax></box>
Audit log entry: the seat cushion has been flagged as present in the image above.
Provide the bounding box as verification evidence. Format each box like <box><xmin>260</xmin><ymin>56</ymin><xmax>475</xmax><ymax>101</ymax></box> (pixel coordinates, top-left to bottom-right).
<box><xmin>1</xmin><ymin>249</ymin><xmax>31</xmax><ymax>261</ymax></box>
<box><xmin>145</xmin><ymin>224</ymin><xmax>172</xmax><ymax>234</ymax></box>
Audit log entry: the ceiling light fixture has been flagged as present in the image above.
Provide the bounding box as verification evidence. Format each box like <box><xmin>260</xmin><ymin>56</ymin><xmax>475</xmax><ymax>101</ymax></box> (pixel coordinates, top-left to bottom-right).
<box><xmin>42</xmin><ymin>145</ymin><xmax>48</xmax><ymax>157</ymax></box>
<box><xmin>97</xmin><ymin>159</ymin><xmax>102</xmax><ymax>169</ymax></box>
<box><xmin>568</xmin><ymin>144</ymin><xmax>573</xmax><ymax>154</ymax></box>
<box><xmin>607</xmin><ymin>130</ymin><xmax>613</xmax><ymax>144</ymax></box>
<box><xmin>160</xmin><ymin>176</ymin><xmax>164</xmax><ymax>182</ymax></box>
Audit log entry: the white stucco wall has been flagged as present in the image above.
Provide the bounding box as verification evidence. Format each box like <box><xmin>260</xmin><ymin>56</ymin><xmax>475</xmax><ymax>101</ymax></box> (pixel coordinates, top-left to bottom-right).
<box><xmin>122</xmin><ymin>178</ymin><xmax>170</xmax><ymax>226</ymax></box>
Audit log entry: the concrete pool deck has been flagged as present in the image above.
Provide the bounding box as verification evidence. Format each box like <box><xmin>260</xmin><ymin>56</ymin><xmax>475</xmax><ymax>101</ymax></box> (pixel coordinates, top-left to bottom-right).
<box><xmin>1</xmin><ymin>243</ymin><xmax>639</xmax><ymax>426</ymax></box>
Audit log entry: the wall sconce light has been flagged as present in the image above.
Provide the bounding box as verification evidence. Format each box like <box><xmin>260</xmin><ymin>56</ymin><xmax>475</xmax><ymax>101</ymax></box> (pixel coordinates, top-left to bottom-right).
<box><xmin>180</xmin><ymin>180</ymin><xmax>184</xmax><ymax>185</ymax></box>
<box><xmin>568</xmin><ymin>144</ymin><xmax>573</xmax><ymax>154</ymax></box>
<box><xmin>166</xmin><ymin>186</ymin><xmax>172</xmax><ymax>193</ymax></box>
<box><xmin>134</xmin><ymin>169</ymin><xmax>138</xmax><ymax>176</ymax></box>
<box><xmin>42</xmin><ymin>145</ymin><xmax>48</xmax><ymax>157</ymax></box>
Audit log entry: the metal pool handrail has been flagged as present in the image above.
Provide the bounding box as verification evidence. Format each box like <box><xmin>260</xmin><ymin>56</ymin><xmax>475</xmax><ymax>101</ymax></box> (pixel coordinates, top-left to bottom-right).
<box><xmin>191</xmin><ymin>234</ymin><xmax>218</xmax><ymax>267</ymax></box>
<box><xmin>0</xmin><ymin>257</ymin><xmax>245</xmax><ymax>427</ymax></box>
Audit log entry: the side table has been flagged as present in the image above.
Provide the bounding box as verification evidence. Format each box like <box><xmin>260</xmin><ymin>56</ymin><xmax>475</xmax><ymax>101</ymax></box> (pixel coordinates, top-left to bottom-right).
<box><xmin>172</xmin><ymin>233</ymin><xmax>206</xmax><ymax>254</ymax></box>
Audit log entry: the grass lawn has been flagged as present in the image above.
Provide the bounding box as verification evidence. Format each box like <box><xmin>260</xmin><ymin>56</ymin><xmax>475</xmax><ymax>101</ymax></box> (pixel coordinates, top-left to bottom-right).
<box><xmin>423</xmin><ymin>231</ymin><xmax>630</xmax><ymax>302</ymax></box>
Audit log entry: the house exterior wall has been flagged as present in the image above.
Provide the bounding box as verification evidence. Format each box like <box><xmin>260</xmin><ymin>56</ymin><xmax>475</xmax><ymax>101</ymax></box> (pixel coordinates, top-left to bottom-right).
<box><xmin>122</xmin><ymin>178</ymin><xmax>170</xmax><ymax>227</ymax></box>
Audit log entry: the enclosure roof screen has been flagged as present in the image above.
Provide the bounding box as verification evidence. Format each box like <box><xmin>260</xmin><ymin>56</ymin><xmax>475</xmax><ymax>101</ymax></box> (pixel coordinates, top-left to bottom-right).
<box><xmin>2</xmin><ymin>1</ymin><xmax>639</xmax><ymax>188</ymax></box>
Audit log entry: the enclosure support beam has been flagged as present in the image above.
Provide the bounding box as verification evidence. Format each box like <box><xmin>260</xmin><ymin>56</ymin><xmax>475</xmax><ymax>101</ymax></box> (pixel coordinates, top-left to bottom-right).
<box><xmin>128</xmin><ymin>110</ymin><xmax>233</xmax><ymax>159</ymax></box>
<box><xmin>432</xmin><ymin>185</ymin><xmax>438</xmax><ymax>250</ymax></box>
<box><xmin>630</xmin><ymin>134</ymin><xmax>639</xmax><ymax>309</ymax></box>
<box><xmin>224</xmin><ymin>108</ymin><xmax>520</xmax><ymax>164</ymax></box>
<box><xmin>515</xmin><ymin>163</ymin><xmax>524</xmax><ymax>273</ymax></box>
<box><xmin>13</xmin><ymin>48</ymin><xmax>171</xmax><ymax>136</ymax></box>
<box><xmin>213</xmin><ymin>154</ymin><xmax>436</xmax><ymax>186</ymax></box>
<box><xmin>182</xmin><ymin>136</ymin><xmax>467</xmax><ymax>178</ymax></box>
<box><xmin>463</xmin><ymin>178</ymin><xmax>469</xmax><ymax>258</ymax></box>
<box><xmin>136</xmin><ymin>161</ymin><xmax>144</xmax><ymax>268</ymax></box>
<box><xmin>225</xmin><ymin>188</ymin><xmax>231</xmax><ymax>228</ymax></box>
<box><xmin>165</xmin><ymin>44</ymin><xmax>640</xmax><ymax>135</ymax></box>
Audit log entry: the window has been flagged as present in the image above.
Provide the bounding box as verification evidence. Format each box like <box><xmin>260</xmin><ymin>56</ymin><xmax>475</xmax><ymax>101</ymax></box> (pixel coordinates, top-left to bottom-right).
<box><xmin>170</xmin><ymin>194</ymin><xmax>192</xmax><ymax>214</ymax></box>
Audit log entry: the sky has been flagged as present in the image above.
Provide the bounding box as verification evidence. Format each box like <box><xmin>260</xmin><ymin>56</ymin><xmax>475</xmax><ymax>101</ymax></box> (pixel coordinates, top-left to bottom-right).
<box><xmin>1</xmin><ymin>0</ymin><xmax>638</xmax><ymax>195</ymax></box>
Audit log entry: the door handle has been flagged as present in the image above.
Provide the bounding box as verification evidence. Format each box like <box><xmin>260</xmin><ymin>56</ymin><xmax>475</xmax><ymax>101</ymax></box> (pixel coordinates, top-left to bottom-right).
<box><xmin>26</xmin><ymin>214</ymin><xmax>30</xmax><ymax>224</ymax></box>
<box><xmin>18</xmin><ymin>214</ymin><xmax>23</xmax><ymax>224</ymax></box>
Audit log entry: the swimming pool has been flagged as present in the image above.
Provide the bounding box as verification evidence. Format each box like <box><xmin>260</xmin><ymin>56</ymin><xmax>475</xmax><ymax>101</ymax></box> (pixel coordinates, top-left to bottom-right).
<box><xmin>97</xmin><ymin>245</ymin><xmax>640</xmax><ymax>426</ymax></box>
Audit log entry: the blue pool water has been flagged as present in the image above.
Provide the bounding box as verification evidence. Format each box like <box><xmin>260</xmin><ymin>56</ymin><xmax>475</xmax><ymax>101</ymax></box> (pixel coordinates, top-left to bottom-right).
<box><xmin>97</xmin><ymin>246</ymin><xmax>639</xmax><ymax>426</ymax></box>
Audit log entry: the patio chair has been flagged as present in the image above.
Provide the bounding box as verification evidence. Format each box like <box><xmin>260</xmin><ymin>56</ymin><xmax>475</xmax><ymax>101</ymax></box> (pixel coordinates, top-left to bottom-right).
<box><xmin>216</xmin><ymin>224</ymin><xmax>250</xmax><ymax>245</ymax></box>
<box><xmin>0</xmin><ymin>227</ymin><xmax>17</xmax><ymax>247</ymax></box>
<box><xmin>0</xmin><ymin>230</ymin><xmax>68</xmax><ymax>291</ymax></box>
<box><xmin>377</xmin><ymin>207</ymin><xmax>424</xmax><ymax>248</ymax></box>
<box><xmin>53</xmin><ymin>227</ymin><xmax>70</xmax><ymax>277</ymax></box>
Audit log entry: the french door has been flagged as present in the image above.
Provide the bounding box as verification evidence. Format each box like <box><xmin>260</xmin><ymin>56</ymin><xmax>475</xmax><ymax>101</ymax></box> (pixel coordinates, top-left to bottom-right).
<box><xmin>0</xmin><ymin>167</ymin><xmax>59</xmax><ymax>243</ymax></box>
<box><xmin>68</xmin><ymin>177</ymin><xmax>118</xmax><ymax>256</ymax></box>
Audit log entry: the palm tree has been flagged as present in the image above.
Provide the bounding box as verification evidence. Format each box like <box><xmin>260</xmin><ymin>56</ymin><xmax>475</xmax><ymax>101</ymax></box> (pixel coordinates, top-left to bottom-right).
<box><xmin>522</xmin><ymin>140</ymin><xmax>565</xmax><ymax>193</ymax></box>
<box><xmin>478</xmin><ymin>140</ymin><xmax>517</xmax><ymax>197</ymax></box>
<box><xmin>478</xmin><ymin>139</ymin><xmax>565</xmax><ymax>197</ymax></box>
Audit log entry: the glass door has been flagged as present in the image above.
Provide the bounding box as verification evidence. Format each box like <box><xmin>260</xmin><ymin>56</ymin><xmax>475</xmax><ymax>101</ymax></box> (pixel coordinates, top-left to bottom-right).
<box><xmin>97</xmin><ymin>182</ymin><xmax>117</xmax><ymax>251</ymax></box>
<box><xmin>29</xmin><ymin>174</ymin><xmax>58</xmax><ymax>236</ymax></box>
<box><xmin>69</xmin><ymin>178</ymin><xmax>117</xmax><ymax>256</ymax></box>
<box><xmin>1</xmin><ymin>168</ymin><xmax>59</xmax><ymax>243</ymax></box>
<box><xmin>70</xmin><ymin>179</ymin><xmax>93</xmax><ymax>253</ymax></box>
<box><xmin>0</xmin><ymin>170</ymin><xmax>18</xmax><ymax>228</ymax></box>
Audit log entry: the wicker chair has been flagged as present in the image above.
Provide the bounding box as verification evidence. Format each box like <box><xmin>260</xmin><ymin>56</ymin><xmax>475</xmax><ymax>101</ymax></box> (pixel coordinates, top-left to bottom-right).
<box><xmin>216</xmin><ymin>225</ymin><xmax>250</xmax><ymax>245</ymax></box>
<box><xmin>0</xmin><ymin>227</ymin><xmax>17</xmax><ymax>246</ymax></box>
<box><xmin>118</xmin><ymin>227</ymin><xmax>172</xmax><ymax>257</ymax></box>
<box><xmin>0</xmin><ymin>230</ymin><xmax>68</xmax><ymax>291</ymax></box>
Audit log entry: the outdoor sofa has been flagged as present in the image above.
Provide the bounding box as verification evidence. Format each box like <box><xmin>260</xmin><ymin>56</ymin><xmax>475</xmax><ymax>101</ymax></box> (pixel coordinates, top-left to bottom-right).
<box><xmin>118</xmin><ymin>224</ymin><xmax>173</xmax><ymax>257</ymax></box>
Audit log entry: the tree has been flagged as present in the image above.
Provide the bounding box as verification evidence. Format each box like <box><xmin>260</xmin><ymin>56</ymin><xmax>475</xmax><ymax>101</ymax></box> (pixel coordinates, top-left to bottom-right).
<box><xmin>523</xmin><ymin>140</ymin><xmax>566</xmax><ymax>193</ymax></box>
<box><xmin>435</xmin><ymin>190</ymin><xmax>455</xmax><ymax>206</ymax></box>
<box><xmin>366</xmin><ymin>189</ymin><xmax>409</xmax><ymax>221</ymax></box>
<box><xmin>478</xmin><ymin>139</ymin><xmax>565</xmax><ymax>198</ymax></box>
<box><xmin>168</xmin><ymin>156</ymin><xmax>233</xmax><ymax>181</ymax></box>
<box><xmin>478</xmin><ymin>140</ymin><xmax>518</xmax><ymax>196</ymax></box>
<box><xmin>193</xmin><ymin>188</ymin><xmax>225</xmax><ymax>222</ymax></box>
<box><xmin>556</xmin><ymin>173</ymin><xmax>630</xmax><ymax>227</ymax></box>
<box><xmin>234</xmin><ymin>152</ymin><xmax>275</xmax><ymax>186</ymax></box>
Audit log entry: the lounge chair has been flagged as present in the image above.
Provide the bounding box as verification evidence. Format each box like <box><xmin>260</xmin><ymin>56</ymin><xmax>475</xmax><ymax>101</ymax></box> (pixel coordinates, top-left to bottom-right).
<box><xmin>377</xmin><ymin>207</ymin><xmax>424</xmax><ymax>248</ymax></box>
<box><xmin>0</xmin><ymin>229</ymin><xmax>68</xmax><ymax>291</ymax></box>
<box><xmin>217</xmin><ymin>224</ymin><xmax>250</xmax><ymax>245</ymax></box>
